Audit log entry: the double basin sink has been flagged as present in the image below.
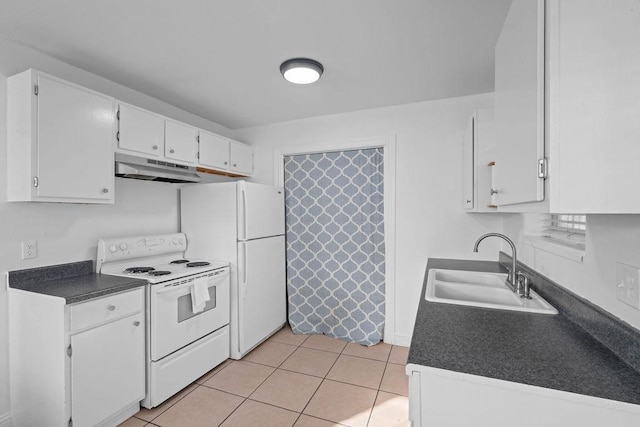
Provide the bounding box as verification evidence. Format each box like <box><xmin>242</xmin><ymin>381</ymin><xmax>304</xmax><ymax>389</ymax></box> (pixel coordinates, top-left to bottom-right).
<box><xmin>426</xmin><ymin>269</ymin><xmax>558</xmax><ymax>315</ymax></box>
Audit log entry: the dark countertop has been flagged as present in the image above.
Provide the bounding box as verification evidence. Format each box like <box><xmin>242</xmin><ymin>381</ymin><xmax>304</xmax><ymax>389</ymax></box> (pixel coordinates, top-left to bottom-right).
<box><xmin>408</xmin><ymin>258</ymin><xmax>640</xmax><ymax>406</ymax></box>
<box><xmin>8</xmin><ymin>260</ymin><xmax>147</xmax><ymax>304</ymax></box>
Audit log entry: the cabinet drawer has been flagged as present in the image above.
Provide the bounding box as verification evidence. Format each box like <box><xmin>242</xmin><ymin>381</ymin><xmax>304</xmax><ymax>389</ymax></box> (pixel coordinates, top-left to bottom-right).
<box><xmin>70</xmin><ymin>287</ymin><xmax>144</xmax><ymax>332</ymax></box>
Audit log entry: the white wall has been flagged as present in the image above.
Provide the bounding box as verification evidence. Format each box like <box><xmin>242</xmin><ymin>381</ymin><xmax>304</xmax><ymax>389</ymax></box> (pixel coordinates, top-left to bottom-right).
<box><xmin>235</xmin><ymin>93</ymin><xmax>510</xmax><ymax>345</ymax></box>
<box><xmin>504</xmin><ymin>215</ymin><xmax>640</xmax><ymax>330</ymax></box>
<box><xmin>0</xmin><ymin>39</ymin><xmax>233</xmax><ymax>424</ymax></box>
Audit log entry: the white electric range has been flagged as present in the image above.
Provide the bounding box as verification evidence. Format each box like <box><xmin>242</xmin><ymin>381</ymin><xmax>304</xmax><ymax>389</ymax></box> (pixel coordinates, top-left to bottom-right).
<box><xmin>97</xmin><ymin>232</ymin><xmax>230</xmax><ymax>408</ymax></box>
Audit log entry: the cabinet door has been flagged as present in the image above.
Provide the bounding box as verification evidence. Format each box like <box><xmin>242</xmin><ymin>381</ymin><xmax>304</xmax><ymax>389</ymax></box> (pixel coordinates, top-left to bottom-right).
<box><xmin>230</xmin><ymin>141</ymin><xmax>253</xmax><ymax>175</ymax></box>
<box><xmin>463</xmin><ymin>116</ymin><xmax>474</xmax><ymax>210</ymax></box>
<box><xmin>165</xmin><ymin>120</ymin><xmax>198</xmax><ymax>165</ymax></box>
<box><xmin>117</xmin><ymin>103</ymin><xmax>164</xmax><ymax>157</ymax></box>
<box><xmin>198</xmin><ymin>131</ymin><xmax>230</xmax><ymax>170</ymax></box>
<box><xmin>493</xmin><ymin>0</ymin><xmax>545</xmax><ymax>206</ymax></box>
<box><xmin>70</xmin><ymin>312</ymin><xmax>145</xmax><ymax>426</ymax></box>
<box><xmin>37</xmin><ymin>75</ymin><xmax>114</xmax><ymax>202</ymax></box>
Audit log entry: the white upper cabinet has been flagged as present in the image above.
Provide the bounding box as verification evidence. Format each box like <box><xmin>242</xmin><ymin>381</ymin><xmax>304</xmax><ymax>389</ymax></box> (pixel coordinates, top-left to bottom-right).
<box><xmin>198</xmin><ymin>131</ymin><xmax>230</xmax><ymax>170</ymax></box>
<box><xmin>7</xmin><ymin>69</ymin><xmax>115</xmax><ymax>204</ymax></box>
<box><xmin>116</xmin><ymin>102</ymin><xmax>165</xmax><ymax>157</ymax></box>
<box><xmin>495</xmin><ymin>0</ymin><xmax>640</xmax><ymax>213</ymax></box>
<box><xmin>165</xmin><ymin>119</ymin><xmax>198</xmax><ymax>165</ymax></box>
<box><xmin>493</xmin><ymin>0</ymin><xmax>545</xmax><ymax>207</ymax></box>
<box><xmin>197</xmin><ymin>133</ymin><xmax>253</xmax><ymax>177</ymax></box>
<box><xmin>544</xmin><ymin>0</ymin><xmax>640</xmax><ymax>213</ymax></box>
<box><xmin>464</xmin><ymin>108</ymin><xmax>497</xmax><ymax>213</ymax></box>
<box><xmin>229</xmin><ymin>140</ymin><xmax>253</xmax><ymax>176</ymax></box>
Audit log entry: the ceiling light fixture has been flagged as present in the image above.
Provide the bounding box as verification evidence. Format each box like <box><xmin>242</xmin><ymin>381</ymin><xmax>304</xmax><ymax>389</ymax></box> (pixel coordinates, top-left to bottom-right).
<box><xmin>280</xmin><ymin>58</ymin><xmax>324</xmax><ymax>84</ymax></box>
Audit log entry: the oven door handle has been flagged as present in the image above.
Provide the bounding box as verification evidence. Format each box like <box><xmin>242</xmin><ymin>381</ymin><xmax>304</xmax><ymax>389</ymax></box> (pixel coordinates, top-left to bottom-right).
<box><xmin>155</xmin><ymin>271</ymin><xmax>229</xmax><ymax>294</ymax></box>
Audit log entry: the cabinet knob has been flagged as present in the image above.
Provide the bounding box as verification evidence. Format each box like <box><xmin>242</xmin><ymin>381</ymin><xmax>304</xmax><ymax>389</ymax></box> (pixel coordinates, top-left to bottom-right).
<box><xmin>107</xmin><ymin>304</ymin><xmax>116</xmax><ymax>311</ymax></box>
<box><xmin>490</xmin><ymin>189</ymin><xmax>499</xmax><ymax>195</ymax></box>
<box><xmin>466</xmin><ymin>199</ymin><xmax>471</xmax><ymax>204</ymax></box>
<box><xmin>102</xmin><ymin>188</ymin><xmax>109</xmax><ymax>194</ymax></box>
<box><xmin>224</xmin><ymin>161</ymin><xmax>228</xmax><ymax>165</ymax></box>
<box><xmin>169</xmin><ymin>149</ymin><xmax>175</xmax><ymax>154</ymax></box>
<box><xmin>152</xmin><ymin>145</ymin><xmax>158</xmax><ymax>150</ymax></box>
<box><xmin>233</xmin><ymin>164</ymin><xmax>237</xmax><ymax>167</ymax></box>
<box><xmin>133</xmin><ymin>320</ymin><xmax>141</xmax><ymax>327</ymax></box>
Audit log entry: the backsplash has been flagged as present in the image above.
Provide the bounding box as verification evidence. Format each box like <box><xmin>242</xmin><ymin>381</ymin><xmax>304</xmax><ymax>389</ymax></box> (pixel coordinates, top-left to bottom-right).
<box><xmin>499</xmin><ymin>252</ymin><xmax>640</xmax><ymax>373</ymax></box>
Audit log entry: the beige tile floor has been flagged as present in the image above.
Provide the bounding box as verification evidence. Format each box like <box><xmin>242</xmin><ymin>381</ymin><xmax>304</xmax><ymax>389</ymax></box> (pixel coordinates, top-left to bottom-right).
<box><xmin>119</xmin><ymin>325</ymin><xmax>410</xmax><ymax>427</ymax></box>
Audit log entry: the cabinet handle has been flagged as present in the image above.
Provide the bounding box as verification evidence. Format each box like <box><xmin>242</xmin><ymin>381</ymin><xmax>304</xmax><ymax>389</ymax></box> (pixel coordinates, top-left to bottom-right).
<box><xmin>133</xmin><ymin>320</ymin><xmax>141</xmax><ymax>327</ymax></box>
<box><xmin>107</xmin><ymin>304</ymin><xmax>116</xmax><ymax>311</ymax></box>
<box><xmin>152</xmin><ymin>145</ymin><xmax>158</xmax><ymax>150</ymax></box>
<box><xmin>102</xmin><ymin>188</ymin><xmax>109</xmax><ymax>194</ymax></box>
<box><xmin>116</xmin><ymin>131</ymin><xmax>120</xmax><ymax>141</ymax></box>
<box><xmin>169</xmin><ymin>149</ymin><xmax>175</xmax><ymax>154</ymax></box>
<box><xmin>466</xmin><ymin>199</ymin><xmax>471</xmax><ymax>204</ymax></box>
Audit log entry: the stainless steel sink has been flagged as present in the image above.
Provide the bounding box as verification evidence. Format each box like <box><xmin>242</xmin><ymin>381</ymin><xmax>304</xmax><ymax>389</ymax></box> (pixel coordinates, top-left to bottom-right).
<box><xmin>425</xmin><ymin>269</ymin><xmax>558</xmax><ymax>315</ymax></box>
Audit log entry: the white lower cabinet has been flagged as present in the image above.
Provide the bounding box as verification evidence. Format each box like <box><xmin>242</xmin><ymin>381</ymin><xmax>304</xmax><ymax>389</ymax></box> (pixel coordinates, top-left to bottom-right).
<box><xmin>9</xmin><ymin>287</ymin><xmax>145</xmax><ymax>427</ymax></box>
<box><xmin>406</xmin><ymin>365</ymin><xmax>640</xmax><ymax>427</ymax></box>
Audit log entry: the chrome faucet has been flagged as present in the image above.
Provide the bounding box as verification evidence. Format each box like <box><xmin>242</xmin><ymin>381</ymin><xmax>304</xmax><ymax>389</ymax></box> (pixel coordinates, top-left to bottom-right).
<box><xmin>473</xmin><ymin>233</ymin><xmax>519</xmax><ymax>292</ymax></box>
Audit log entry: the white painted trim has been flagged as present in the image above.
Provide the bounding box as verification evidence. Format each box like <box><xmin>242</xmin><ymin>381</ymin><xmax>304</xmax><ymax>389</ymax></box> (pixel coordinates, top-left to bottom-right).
<box><xmin>524</xmin><ymin>236</ymin><xmax>585</xmax><ymax>263</ymax></box>
<box><xmin>274</xmin><ymin>136</ymin><xmax>397</xmax><ymax>344</ymax></box>
<box><xmin>393</xmin><ymin>335</ymin><xmax>412</xmax><ymax>348</ymax></box>
<box><xmin>0</xmin><ymin>412</ymin><xmax>13</xmax><ymax>427</ymax></box>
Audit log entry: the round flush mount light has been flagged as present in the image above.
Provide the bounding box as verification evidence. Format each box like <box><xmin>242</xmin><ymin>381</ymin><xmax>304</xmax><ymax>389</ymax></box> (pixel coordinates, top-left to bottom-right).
<box><xmin>280</xmin><ymin>58</ymin><xmax>324</xmax><ymax>84</ymax></box>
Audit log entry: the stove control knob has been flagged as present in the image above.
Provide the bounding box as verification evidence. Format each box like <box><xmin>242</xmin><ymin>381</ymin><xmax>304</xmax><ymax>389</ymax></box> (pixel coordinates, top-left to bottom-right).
<box><xmin>173</xmin><ymin>238</ymin><xmax>179</xmax><ymax>245</ymax></box>
<box><xmin>119</xmin><ymin>243</ymin><xmax>128</xmax><ymax>251</ymax></box>
<box><xmin>109</xmin><ymin>245</ymin><xmax>117</xmax><ymax>253</ymax></box>
<box><xmin>179</xmin><ymin>238</ymin><xmax>185</xmax><ymax>245</ymax></box>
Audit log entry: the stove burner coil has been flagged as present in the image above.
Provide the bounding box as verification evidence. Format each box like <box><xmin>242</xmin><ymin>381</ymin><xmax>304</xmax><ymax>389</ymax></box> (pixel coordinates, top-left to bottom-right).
<box><xmin>148</xmin><ymin>270</ymin><xmax>172</xmax><ymax>276</ymax></box>
<box><xmin>125</xmin><ymin>266</ymin><xmax>155</xmax><ymax>274</ymax></box>
<box><xmin>186</xmin><ymin>261</ymin><xmax>211</xmax><ymax>267</ymax></box>
<box><xmin>170</xmin><ymin>259</ymin><xmax>190</xmax><ymax>264</ymax></box>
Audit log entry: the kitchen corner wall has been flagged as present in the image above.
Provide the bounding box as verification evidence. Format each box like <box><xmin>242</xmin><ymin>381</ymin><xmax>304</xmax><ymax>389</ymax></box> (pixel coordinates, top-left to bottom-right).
<box><xmin>234</xmin><ymin>93</ymin><xmax>510</xmax><ymax>346</ymax></box>
<box><xmin>503</xmin><ymin>215</ymin><xmax>640</xmax><ymax>330</ymax></box>
<box><xmin>0</xmin><ymin>39</ymin><xmax>234</xmax><ymax>424</ymax></box>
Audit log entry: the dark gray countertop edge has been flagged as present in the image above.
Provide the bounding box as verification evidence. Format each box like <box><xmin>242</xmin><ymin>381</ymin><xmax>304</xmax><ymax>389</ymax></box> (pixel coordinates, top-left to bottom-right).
<box><xmin>8</xmin><ymin>261</ymin><xmax>147</xmax><ymax>304</ymax></box>
<box><xmin>8</xmin><ymin>260</ymin><xmax>93</xmax><ymax>285</ymax></box>
<box><xmin>499</xmin><ymin>252</ymin><xmax>640</xmax><ymax>373</ymax></box>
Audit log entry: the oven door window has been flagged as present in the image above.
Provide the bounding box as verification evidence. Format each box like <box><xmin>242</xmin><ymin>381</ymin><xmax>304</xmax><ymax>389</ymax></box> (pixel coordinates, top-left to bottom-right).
<box><xmin>177</xmin><ymin>286</ymin><xmax>216</xmax><ymax>322</ymax></box>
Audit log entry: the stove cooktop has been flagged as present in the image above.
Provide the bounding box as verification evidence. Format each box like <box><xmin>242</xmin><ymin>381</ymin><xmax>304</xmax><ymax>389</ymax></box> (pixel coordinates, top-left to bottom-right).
<box><xmin>101</xmin><ymin>259</ymin><xmax>228</xmax><ymax>284</ymax></box>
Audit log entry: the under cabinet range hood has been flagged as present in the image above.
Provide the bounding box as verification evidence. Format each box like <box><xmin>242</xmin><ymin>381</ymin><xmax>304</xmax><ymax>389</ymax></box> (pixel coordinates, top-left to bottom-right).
<box><xmin>115</xmin><ymin>153</ymin><xmax>201</xmax><ymax>183</ymax></box>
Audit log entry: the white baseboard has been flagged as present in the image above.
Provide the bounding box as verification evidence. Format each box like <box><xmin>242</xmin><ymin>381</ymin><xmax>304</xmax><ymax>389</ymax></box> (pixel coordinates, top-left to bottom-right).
<box><xmin>392</xmin><ymin>335</ymin><xmax>412</xmax><ymax>347</ymax></box>
<box><xmin>0</xmin><ymin>412</ymin><xmax>13</xmax><ymax>427</ymax></box>
<box><xmin>384</xmin><ymin>334</ymin><xmax>411</xmax><ymax>347</ymax></box>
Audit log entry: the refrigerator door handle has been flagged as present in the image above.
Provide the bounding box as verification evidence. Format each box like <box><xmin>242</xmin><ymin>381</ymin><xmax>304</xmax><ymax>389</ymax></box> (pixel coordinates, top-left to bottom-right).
<box><xmin>239</xmin><ymin>241</ymin><xmax>248</xmax><ymax>300</ymax></box>
<box><xmin>240</xmin><ymin>185</ymin><xmax>248</xmax><ymax>241</ymax></box>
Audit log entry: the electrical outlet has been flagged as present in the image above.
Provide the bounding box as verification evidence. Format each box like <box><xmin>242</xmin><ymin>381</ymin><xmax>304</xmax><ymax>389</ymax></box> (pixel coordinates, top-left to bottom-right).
<box><xmin>615</xmin><ymin>262</ymin><xmax>640</xmax><ymax>309</ymax></box>
<box><xmin>21</xmin><ymin>240</ymin><xmax>37</xmax><ymax>260</ymax></box>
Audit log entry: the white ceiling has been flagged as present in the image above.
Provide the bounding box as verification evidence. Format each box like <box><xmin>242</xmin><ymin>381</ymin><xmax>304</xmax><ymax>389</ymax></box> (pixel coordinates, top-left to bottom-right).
<box><xmin>0</xmin><ymin>0</ymin><xmax>512</xmax><ymax>129</ymax></box>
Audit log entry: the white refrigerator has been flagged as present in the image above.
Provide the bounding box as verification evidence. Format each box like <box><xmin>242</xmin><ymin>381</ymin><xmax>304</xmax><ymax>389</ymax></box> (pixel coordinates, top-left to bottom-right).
<box><xmin>180</xmin><ymin>181</ymin><xmax>286</xmax><ymax>359</ymax></box>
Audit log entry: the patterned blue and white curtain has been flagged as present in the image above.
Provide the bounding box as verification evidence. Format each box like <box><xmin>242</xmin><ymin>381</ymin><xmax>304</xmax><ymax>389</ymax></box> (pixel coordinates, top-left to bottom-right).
<box><xmin>284</xmin><ymin>148</ymin><xmax>385</xmax><ymax>346</ymax></box>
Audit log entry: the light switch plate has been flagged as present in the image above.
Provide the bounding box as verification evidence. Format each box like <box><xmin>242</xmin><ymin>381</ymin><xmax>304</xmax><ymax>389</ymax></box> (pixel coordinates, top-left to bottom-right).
<box><xmin>616</xmin><ymin>262</ymin><xmax>640</xmax><ymax>309</ymax></box>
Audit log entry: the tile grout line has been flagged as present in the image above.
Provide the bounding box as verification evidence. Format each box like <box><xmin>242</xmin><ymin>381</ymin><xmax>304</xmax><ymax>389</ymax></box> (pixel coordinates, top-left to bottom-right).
<box><xmin>133</xmin><ymin>381</ymin><xmax>201</xmax><ymax>424</ymax></box>
<box><xmin>294</xmin><ymin>335</ymin><xmax>348</xmax><ymax>424</ymax></box>
<box><xmin>217</xmin><ymin>326</ymin><xmax>306</xmax><ymax>427</ymax></box>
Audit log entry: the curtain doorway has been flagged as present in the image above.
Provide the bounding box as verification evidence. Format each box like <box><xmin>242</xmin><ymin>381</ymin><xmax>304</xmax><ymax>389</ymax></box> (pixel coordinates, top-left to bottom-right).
<box><xmin>284</xmin><ymin>148</ymin><xmax>385</xmax><ymax>346</ymax></box>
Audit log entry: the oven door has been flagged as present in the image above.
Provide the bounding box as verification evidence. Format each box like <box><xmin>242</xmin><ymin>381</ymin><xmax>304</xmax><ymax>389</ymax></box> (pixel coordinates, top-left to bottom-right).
<box><xmin>150</xmin><ymin>268</ymin><xmax>229</xmax><ymax>361</ymax></box>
